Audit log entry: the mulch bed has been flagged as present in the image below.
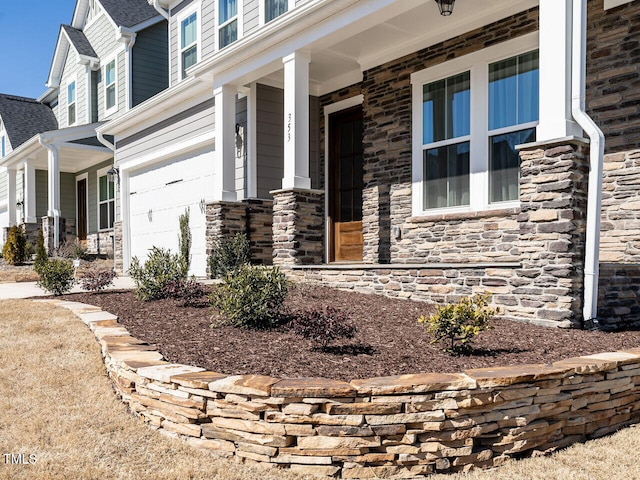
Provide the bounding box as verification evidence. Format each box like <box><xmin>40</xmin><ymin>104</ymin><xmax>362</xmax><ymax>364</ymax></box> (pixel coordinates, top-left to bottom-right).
<box><xmin>63</xmin><ymin>285</ymin><xmax>640</xmax><ymax>382</ymax></box>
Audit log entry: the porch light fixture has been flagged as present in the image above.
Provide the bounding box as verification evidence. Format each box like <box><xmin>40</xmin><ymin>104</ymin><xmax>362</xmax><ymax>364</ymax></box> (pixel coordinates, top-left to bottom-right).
<box><xmin>107</xmin><ymin>166</ymin><xmax>120</xmax><ymax>186</ymax></box>
<box><xmin>435</xmin><ymin>0</ymin><xmax>455</xmax><ymax>16</ymax></box>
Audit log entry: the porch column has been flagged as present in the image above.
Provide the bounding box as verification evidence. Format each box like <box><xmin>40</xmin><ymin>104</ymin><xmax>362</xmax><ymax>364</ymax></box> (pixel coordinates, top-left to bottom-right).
<box><xmin>7</xmin><ymin>167</ymin><xmax>16</xmax><ymax>226</ymax></box>
<box><xmin>47</xmin><ymin>144</ymin><xmax>61</xmax><ymax>248</ymax></box>
<box><xmin>213</xmin><ymin>85</ymin><xmax>238</xmax><ymax>202</ymax></box>
<box><xmin>537</xmin><ymin>0</ymin><xmax>582</xmax><ymax>141</ymax></box>
<box><xmin>23</xmin><ymin>159</ymin><xmax>36</xmax><ymax>223</ymax></box>
<box><xmin>282</xmin><ymin>51</ymin><xmax>311</xmax><ymax>190</ymax></box>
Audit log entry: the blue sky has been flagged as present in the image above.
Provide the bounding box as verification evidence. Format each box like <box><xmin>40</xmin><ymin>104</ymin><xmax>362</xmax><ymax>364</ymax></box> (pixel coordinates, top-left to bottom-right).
<box><xmin>0</xmin><ymin>0</ymin><xmax>78</xmax><ymax>99</ymax></box>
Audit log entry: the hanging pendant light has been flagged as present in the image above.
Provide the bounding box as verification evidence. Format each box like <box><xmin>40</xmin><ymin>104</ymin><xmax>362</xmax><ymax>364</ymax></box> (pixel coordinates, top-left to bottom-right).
<box><xmin>435</xmin><ymin>0</ymin><xmax>455</xmax><ymax>16</ymax></box>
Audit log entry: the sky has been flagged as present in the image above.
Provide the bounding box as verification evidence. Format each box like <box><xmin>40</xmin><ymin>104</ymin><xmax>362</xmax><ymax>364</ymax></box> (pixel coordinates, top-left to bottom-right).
<box><xmin>0</xmin><ymin>0</ymin><xmax>78</xmax><ymax>99</ymax></box>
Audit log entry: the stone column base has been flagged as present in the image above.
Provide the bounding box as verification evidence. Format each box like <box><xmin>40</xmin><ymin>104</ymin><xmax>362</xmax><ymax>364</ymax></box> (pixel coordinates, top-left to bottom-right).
<box><xmin>41</xmin><ymin>216</ymin><xmax>67</xmax><ymax>254</ymax></box>
<box><xmin>113</xmin><ymin>221</ymin><xmax>123</xmax><ymax>273</ymax></box>
<box><xmin>271</xmin><ymin>188</ymin><xmax>324</xmax><ymax>266</ymax></box>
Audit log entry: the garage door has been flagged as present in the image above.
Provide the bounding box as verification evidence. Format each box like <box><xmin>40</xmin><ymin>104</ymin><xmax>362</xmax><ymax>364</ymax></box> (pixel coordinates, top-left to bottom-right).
<box><xmin>129</xmin><ymin>148</ymin><xmax>215</xmax><ymax>277</ymax></box>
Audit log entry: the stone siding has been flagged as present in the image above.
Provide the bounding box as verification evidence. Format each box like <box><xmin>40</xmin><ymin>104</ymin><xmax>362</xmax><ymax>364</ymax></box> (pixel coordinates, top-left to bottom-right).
<box><xmin>205</xmin><ymin>199</ymin><xmax>274</xmax><ymax>276</ymax></box>
<box><xmin>586</xmin><ymin>0</ymin><xmax>640</xmax><ymax>154</ymax></box>
<box><xmin>598</xmin><ymin>263</ymin><xmax>640</xmax><ymax>330</ymax></box>
<box><xmin>272</xmin><ymin>189</ymin><xmax>324</xmax><ymax>266</ymax></box>
<box><xmin>113</xmin><ymin>221</ymin><xmax>123</xmax><ymax>273</ymax></box>
<box><xmin>57</xmin><ymin>299</ymin><xmax>640</xmax><ymax>479</ymax></box>
<box><xmin>86</xmin><ymin>230</ymin><xmax>114</xmax><ymax>256</ymax></box>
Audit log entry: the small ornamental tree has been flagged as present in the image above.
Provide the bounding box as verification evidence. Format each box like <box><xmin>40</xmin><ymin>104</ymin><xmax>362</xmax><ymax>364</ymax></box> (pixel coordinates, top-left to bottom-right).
<box><xmin>178</xmin><ymin>208</ymin><xmax>192</xmax><ymax>277</ymax></box>
<box><xmin>2</xmin><ymin>225</ymin><xmax>28</xmax><ymax>265</ymax></box>
<box><xmin>418</xmin><ymin>294</ymin><xmax>497</xmax><ymax>355</ymax></box>
<box><xmin>34</xmin><ymin>229</ymin><xmax>48</xmax><ymax>273</ymax></box>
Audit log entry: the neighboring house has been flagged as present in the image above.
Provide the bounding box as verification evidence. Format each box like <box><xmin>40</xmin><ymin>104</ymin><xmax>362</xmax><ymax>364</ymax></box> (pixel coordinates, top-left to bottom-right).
<box><xmin>98</xmin><ymin>0</ymin><xmax>640</xmax><ymax>329</ymax></box>
<box><xmin>0</xmin><ymin>0</ymin><xmax>168</xmax><ymax>255</ymax></box>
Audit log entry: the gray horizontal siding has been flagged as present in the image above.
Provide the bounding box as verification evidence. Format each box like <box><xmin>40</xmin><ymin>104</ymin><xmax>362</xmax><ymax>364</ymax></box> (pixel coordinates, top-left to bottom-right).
<box><xmin>310</xmin><ymin>95</ymin><xmax>320</xmax><ymax>189</ymax></box>
<box><xmin>0</xmin><ymin>173</ymin><xmax>6</xmax><ymax>201</ymax></box>
<box><xmin>236</xmin><ymin>96</ymin><xmax>248</xmax><ymax>195</ymax></box>
<box><xmin>36</xmin><ymin>170</ymin><xmax>48</xmax><ymax>218</ymax></box>
<box><xmin>117</xmin><ymin>99</ymin><xmax>215</xmax><ymax>163</ymax></box>
<box><xmin>244</xmin><ymin>0</ymin><xmax>259</xmax><ymax>35</ymax></box>
<box><xmin>60</xmin><ymin>173</ymin><xmax>76</xmax><ymax>224</ymax></box>
<box><xmin>132</xmin><ymin>21</ymin><xmax>169</xmax><ymax>107</ymax></box>
<box><xmin>256</xmin><ymin>83</ymin><xmax>284</xmax><ymax>199</ymax></box>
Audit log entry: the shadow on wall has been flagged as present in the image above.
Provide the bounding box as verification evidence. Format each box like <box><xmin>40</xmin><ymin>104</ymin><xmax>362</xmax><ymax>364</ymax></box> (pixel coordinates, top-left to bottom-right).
<box><xmin>598</xmin><ymin>262</ymin><xmax>640</xmax><ymax>330</ymax></box>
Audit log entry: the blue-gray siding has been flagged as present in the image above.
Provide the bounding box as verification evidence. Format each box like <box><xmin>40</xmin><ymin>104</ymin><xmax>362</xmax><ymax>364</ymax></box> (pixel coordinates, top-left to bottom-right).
<box><xmin>132</xmin><ymin>21</ymin><xmax>169</xmax><ymax>107</ymax></box>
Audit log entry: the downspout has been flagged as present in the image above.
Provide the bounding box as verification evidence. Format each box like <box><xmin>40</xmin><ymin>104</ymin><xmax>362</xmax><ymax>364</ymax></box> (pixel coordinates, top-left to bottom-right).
<box><xmin>149</xmin><ymin>0</ymin><xmax>170</xmax><ymax>20</ymax></box>
<box><xmin>571</xmin><ymin>0</ymin><xmax>605</xmax><ymax>326</ymax></box>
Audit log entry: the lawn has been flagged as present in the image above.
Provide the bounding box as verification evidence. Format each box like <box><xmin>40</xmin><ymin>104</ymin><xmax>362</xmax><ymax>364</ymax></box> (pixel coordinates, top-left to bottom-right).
<box><xmin>1</xmin><ymin>299</ymin><xmax>640</xmax><ymax>479</ymax></box>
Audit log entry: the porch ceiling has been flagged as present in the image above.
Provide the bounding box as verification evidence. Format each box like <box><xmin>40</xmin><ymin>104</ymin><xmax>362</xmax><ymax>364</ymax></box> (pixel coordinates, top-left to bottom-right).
<box><xmin>257</xmin><ymin>0</ymin><xmax>538</xmax><ymax>96</ymax></box>
<box><xmin>17</xmin><ymin>143</ymin><xmax>112</xmax><ymax>174</ymax></box>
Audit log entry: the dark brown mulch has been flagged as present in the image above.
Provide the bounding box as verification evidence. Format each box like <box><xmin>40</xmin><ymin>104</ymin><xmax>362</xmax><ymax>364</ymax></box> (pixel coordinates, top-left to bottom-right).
<box><xmin>63</xmin><ymin>285</ymin><xmax>640</xmax><ymax>382</ymax></box>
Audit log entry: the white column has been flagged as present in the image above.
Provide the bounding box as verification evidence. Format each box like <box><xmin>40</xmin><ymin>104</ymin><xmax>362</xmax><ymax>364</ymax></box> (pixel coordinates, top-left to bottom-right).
<box><xmin>246</xmin><ymin>82</ymin><xmax>258</xmax><ymax>199</ymax></box>
<box><xmin>24</xmin><ymin>159</ymin><xmax>36</xmax><ymax>223</ymax></box>
<box><xmin>214</xmin><ymin>85</ymin><xmax>238</xmax><ymax>202</ymax></box>
<box><xmin>7</xmin><ymin>167</ymin><xmax>16</xmax><ymax>226</ymax></box>
<box><xmin>47</xmin><ymin>144</ymin><xmax>61</xmax><ymax>248</ymax></box>
<box><xmin>537</xmin><ymin>0</ymin><xmax>582</xmax><ymax>141</ymax></box>
<box><xmin>282</xmin><ymin>51</ymin><xmax>311</xmax><ymax>190</ymax></box>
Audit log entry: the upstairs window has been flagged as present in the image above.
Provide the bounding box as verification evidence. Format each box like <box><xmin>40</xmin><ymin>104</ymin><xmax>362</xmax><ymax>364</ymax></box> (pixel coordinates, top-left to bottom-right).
<box><xmin>98</xmin><ymin>172</ymin><xmax>115</xmax><ymax>230</ymax></box>
<box><xmin>219</xmin><ymin>0</ymin><xmax>238</xmax><ymax>48</ymax></box>
<box><xmin>105</xmin><ymin>59</ymin><xmax>117</xmax><ymax>114</ymax></box>
<box><xmin>1</xmin><ymin>135</ymin><xmax>5</xmax><ymax>158</ymax></box>
<box><xmin>265</xmin><ymin>0</ymin><xmax>288</xmax><ymax>23</ymax></box>
<box><xmin>67</xmin><ymin>81</ymin><xmax>77</xmax><ymax>126</ymax></box>
<box><xmin>180</xmin><ymin>12</ymin><xmax>198</xmax><ymax>79</ymax></box>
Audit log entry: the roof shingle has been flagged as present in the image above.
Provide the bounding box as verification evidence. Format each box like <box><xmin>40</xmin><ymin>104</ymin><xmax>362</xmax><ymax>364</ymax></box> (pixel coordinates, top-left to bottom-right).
<box><xmin>0</xmin><ymin>95</ymin><xmax>58</xmax><ymax>149</ymax></box>
<box><xmin>62</xmin><ymin>25</ymin><xmax>98</xmax><ymax>58</ymax></box>
<box><xmin>99</xmin><ymin>0</ymin><xmax>159</xmax><ymax>28</ymax></box>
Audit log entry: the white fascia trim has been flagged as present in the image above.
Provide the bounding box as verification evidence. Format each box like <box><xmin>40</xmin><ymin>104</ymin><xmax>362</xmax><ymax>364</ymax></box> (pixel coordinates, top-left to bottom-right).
<box><xmin>117</xmin><ymin>131</ymin><xmax>214</xmax><ymax>172</ymax></box>
<box><xmin>46</xmin><ymin>35</ymin><xmax>70</xmax><ymax>89</ymax></box>
<box><xmin>127</xmin><ymin>15</ymin><xmax>166</xmax><ymax>33</ymax></box>
<box><xmin>0</xmin><ymin>137</ymin><xmax>40</xmax><ymax>169</ymax></box>
<box><xmin>604</xmin><ymin>0</ymin><xmax>634</xmax><ymax>9</ymax></box>
<box><xmin>96</xmin><ymin>76</ymin><xmax>209</xmax><ymax>136</ymax></box>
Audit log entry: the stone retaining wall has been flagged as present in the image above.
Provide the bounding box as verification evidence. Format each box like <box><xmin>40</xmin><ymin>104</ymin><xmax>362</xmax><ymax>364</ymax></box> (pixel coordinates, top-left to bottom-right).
<box><xmin>50</xmin><ymin>299</ymin><xmax>640</xmax><ymax>479</ymax></box>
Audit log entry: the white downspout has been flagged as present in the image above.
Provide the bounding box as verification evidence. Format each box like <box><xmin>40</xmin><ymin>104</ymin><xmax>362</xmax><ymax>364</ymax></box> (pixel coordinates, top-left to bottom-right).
<box><xmin>571</xmin><ymin>0</ymin><xmax>605</xmax><ymax>325</ymax></box>
<box><xmin>149</xmin><ymin>0</ymin><xmax>170</xmax><ymax>20</ymax></box>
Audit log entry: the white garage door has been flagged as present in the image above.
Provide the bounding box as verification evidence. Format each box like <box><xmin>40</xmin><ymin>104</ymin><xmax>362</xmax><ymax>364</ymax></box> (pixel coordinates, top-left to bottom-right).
<box><xmin>129</xmin><ymin>148</ymin><xmax>215</xmax><ymax>277</ymax></box>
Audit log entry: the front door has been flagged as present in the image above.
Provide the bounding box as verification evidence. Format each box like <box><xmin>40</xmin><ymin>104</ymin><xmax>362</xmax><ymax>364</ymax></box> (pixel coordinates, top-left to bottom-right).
<box><xmin>329</xmin><ymin>106</ymin><xmax>364</xmax><ymax>262</ymax></box>
<box><xmin>77</xmin><ymin>178</ymin><xmax>87</xmax><ymax>241</ymax></box>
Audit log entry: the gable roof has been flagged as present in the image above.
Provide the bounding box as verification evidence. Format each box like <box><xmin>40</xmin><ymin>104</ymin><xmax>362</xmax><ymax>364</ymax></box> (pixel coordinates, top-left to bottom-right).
<box><xmin>61</xmin><ymin>25</ymin><xmax>97</xmax><ymax>58</ymax></box>
<box><xmin>0</xmin><ymin>95</ymin><xmax>58</xmax><ymax>149</ymax></box>
<box><xmin>98</xmin><ymin>0</ymin><xmax>159</xmax><ymax>28</ymax></box>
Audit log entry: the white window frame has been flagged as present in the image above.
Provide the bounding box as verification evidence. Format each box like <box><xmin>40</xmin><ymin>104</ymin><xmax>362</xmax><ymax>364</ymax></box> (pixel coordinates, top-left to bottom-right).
<box><xmin>103</xmin><ymin>55</ymin><xmax>118</xmax><ymax>117</ymax></box>
<box><xmin>97</xmin><ymin>166</ymin><xmax>115</xmax><ymax>231</ymax></box>
<box><xmin>259</xmin><ymin>0</ymin><xmax>293</xmax><ymax>25</ymax></box>
<box><xmin>411</xmin><ymin>32</ymin><xmax>538</xmax><ymax>217</ymax></box>
<box><xmin>67</xmin><ymin>78</ymin><xmax>77</xmax><ymax>127</ymax></box>
<box><xmin>217</xmin><ymin>0</ymin><xmax>243</xmax><ymax>50</ymax></box>
<box><xmin>177</xmin><ymin>4</ymin><xmax>201</xmax><ymax>80</ymax></box>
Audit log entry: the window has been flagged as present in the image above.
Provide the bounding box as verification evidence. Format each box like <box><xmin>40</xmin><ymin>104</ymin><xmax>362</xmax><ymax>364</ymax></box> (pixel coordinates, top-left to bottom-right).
<box><xmin>180</xmin><ymin>12</ymin><xmax>198</xmax><ymax>79</ymax></box>
<box><xmin>105</xmin><ymin>59</ymin><xmax>117</xmax><ymax>113</ymax></box>
<box><xmin>219</xmin><ymin>0</ymin><xmax>238</xmax><ymax>48</ymax></box>
<box><xmin>98</xmin><ymin>172</ymin><xmax>115</xmax><ymax>230</ymax></box>
<box><xmin>1</xmin><ymin>135</ymin><xmax>5</xmax><ymax>158</ymax></box>
<box><xmin>67</xmin><ymin>81</ymin><xmax>76</xmax><ymax>126</ymax></box>
<box><xmin>265</xmin><ymin>0</ymin><xmax>288</xmax><ymax>23</ymax></box>
<box><xmin>412</xmin><ymin>34</ymin><xmax>538</xmax><ymax>215</ymax></box>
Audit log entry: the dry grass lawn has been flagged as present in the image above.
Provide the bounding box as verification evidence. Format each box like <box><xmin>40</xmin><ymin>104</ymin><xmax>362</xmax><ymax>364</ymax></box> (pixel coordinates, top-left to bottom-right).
<box><xmin>1</xmin><ymin>299</ymin><xmax>640</xmax><ymax>480</ymax></box>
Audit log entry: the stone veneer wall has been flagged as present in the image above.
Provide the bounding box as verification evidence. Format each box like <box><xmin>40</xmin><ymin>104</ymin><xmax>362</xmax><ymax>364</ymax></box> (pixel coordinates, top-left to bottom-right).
<box><xmin>597</xmin><ymin>149</ymin><xmax>640</xmax><ymax>329</ymax></box>
<box><xmin>41</xmin><ymin>216</ymin><xmax>72</xmax><ymax>253</ymax></box>
<box><xmin>272</xmin><ymin>189</ymin><xmax>324</xmax><ymax>266</ymax></box>
<box><xmin>206</xmin><ymin>199</ymin><xmax>274</xmax><ymax>274</ymax></box>
<box><xmin>113</xmin><ymin>221</ymin><xmax>123</xmax><ymax>273</ymax></box>
<box><xmin>86</xmin><ymin>230</ymin><xmax>114</xmax><ymax>256</ymax></box>
<box><xmin>54</xmin><ymin>299</ymin><xmax>640</xmax><ymax>479</ymax></box>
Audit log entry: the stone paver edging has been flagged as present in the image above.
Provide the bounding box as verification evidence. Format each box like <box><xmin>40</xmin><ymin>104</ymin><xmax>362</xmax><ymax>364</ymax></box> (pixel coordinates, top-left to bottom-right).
<box><xmin>44</xmin><ymin>299</ymin><xmax>640</xmax><ymax>478</ymax></box>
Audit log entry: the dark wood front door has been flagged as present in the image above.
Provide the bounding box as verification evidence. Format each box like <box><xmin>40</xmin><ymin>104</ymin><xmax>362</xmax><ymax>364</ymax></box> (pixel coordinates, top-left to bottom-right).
<box><xmin>329</xmin><ymin>106</ymin><xmax>364</xmax><ymax>262</ymax></box>
<box><xmin>77</xmin><ymin>179</ymin><xmax>87</xmax><ymax>241</ymax></box>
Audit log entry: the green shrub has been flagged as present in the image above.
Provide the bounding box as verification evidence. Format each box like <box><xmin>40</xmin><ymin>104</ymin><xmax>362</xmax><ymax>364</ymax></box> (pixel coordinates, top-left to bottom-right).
<box><xmin>418</xmin><ymin>294</ymin><xmax>497</xmax><ymax>354</ymax></box>
<box><xmin>34</xmin><ymin>229</ymin><xmax>48</xmax><ymax>273</ymax></box>
<box><xmin>288</xmin><ymin>307</ymin><xmax>357</xmax><ymax>350</ymax></box>
<box><xmin>37</xmin><ymin>259</ymin><xmax>76</xmax><ymax>296</ymax></box>
<box><xmin>128</xmin><ymin>247</ymin><xmax>186</xmax><ymax>301</ymax></box>
<box><xmin>211</xmin><ymin>265</ymin><xmax>287</xmax><ymax>329</ymax></box>
<box><xmin>178</xmin><ymin>208</ymin><xmax>192</xmax><ymax>277</ymax></box>
<box><xmin>2</xmin><ymin>225</ymin><xmax>28</xmax><ymax>265</ymax></box>
<box><xmin>163</xmin><ymin>278</ymin><xmax>208</xmax><ymax>307</ymax></box>
<box><xmin>208</xmin><ymin>232</ymin><xmax>251</xmax><ymax>278</ymax></box>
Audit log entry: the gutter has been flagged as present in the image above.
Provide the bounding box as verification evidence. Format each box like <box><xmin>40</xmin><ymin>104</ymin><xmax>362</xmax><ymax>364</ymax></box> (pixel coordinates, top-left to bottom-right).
<box><xmin>149</xmin><ymin>0</ymin><xmax>169</xmax><ymax>20</ymax></box>
<box><xmin>571</xmin><ymin>0</ymin><xmax>605</xmax><ymax>326</ymax></box>
<box><xmin>97</xmin><ymin>131</ymin><xmax>115</xmax><ymax>151</ymax></box>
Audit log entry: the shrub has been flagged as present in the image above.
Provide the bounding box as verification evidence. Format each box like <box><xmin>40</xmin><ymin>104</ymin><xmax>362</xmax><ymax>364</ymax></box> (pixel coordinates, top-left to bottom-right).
<box><xmin>162</xmin><ymin>278</ymin><xmax>208</xmax><ymax>306</ymax></box>
<box><xmin>418</xmin><ymin>294</ymin><xmax>497</xmax><ymax>354</ymax></box>
<box><xmin>211</xmin><ymin>265</ymin><xmax>287</xmax><ymax>329</ymax></box>
<box><xmin>37</xmin><ymin>259</ymin><xmax>76</xmax><ymax>296</ymax></box>
<box><xmin>178</xmin><ymin>208</ymin><xmax>192</xmax><ymax>277</ymax></box>
<box><xmin>2</xmin><ymin>225</ymin><xmax>28</xmax><ymax>265</ymax></box>
<box><xmin>80</xmin><ymin>269</ymin><xmax>117</xmax><ymax>292</ymax></box>
<box><xmin>55</xmin><ymin>239</ymin><xmax>87</xmax><ymax>260</ymax></box>
<box><xmin>34</xmin><ymin>229</ymin><xmax>48</xmax><ymax>273</ymax></box>
<box><xmin>289</xmin><ymin>307</ymin><xmax>357</xmax><ymax>349</ymax></box>
<box><xmin>128</xmin><ymin>247</ymin><xmax>186</xmax><ymax>301</ymax></box>
<box><xmin>208</xmin><ymin>232</ymin><xmax>251</xmax><ymax>278</ymax></box>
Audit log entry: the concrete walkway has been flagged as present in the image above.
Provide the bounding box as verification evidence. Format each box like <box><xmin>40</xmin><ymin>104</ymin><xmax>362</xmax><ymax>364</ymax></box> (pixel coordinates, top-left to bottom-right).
<box><xmin>0</xmin><ymin>276</ymin><xmax>136</xmax><ymax>299</ymax></box>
